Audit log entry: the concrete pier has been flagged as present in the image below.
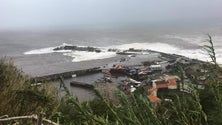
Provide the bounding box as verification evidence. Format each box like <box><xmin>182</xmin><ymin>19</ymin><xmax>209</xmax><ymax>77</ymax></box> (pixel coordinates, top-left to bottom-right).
<box><xmin>34</xmin><ymin>67</ymin><xmax>101</xmax><ymax>82</ymax></box>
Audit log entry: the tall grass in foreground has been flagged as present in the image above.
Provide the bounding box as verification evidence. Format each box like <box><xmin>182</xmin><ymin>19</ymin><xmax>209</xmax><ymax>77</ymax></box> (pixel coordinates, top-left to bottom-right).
<box><xmin>200</xmin><ymin>35</ymin><xmax>222</xmax><ymax>124</ymax></box>
<box><xmin>56</xmin><ymin>86</ymin><xmax>208</xmax><ymax>125</ymax></box>
<box><xmin>0</xmin><ymin>58</ymin><xmax>59</xmax><ymax>124</ymax></box>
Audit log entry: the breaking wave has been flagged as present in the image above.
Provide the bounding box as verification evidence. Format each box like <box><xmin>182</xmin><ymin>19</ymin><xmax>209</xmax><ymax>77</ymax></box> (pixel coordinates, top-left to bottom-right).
<box><xmin>24</xmin><ymin>43</ymin><xmax>116</xmax><ymax>62</ymax></box>
<box><xmin>164</xmin><ymin>34</ymin><xmax>222</xmax><ymax>64</ymax></box>
<box><xmin>24</xmin><ymin>41</ymin><xmax>222</xmax><ymax>64</ymax></box>
<box><xmin>110</xmin><ymin>42</ymin><xmax>213</xmax><ymax>62</ymax></box>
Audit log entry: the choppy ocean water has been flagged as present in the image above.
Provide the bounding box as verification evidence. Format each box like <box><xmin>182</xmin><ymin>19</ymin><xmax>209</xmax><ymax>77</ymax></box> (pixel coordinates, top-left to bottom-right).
<box><xmin>1</xmin><ymin>28</ymin><xmax>222</xmax><ymax>73</ymax></box>
<box><xmin>23</xmin><ymin>30</ymin><xmax>222</xmax><ymax>64</ymax></box>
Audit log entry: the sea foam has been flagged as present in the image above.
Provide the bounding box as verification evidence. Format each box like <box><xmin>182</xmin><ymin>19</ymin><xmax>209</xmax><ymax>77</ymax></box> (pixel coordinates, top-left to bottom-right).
<box><xmin>63</xmin><ymin>51</ymin><xmax>116</xmax><ymax>62</ymax></box>
<box><xmin>24</xmin><ymin>42</ymin><xmax>222</xmax><ymax>64</ymax></box>
<box><xmin>24</xmin><ymin>47</ymin><xmax>55</xmax><ymax>55</ymax></box>
<box><xmin>24</xmin><ymin>43</ymin><xmax>117</xmax><ymax>62</ymax></box>
<box><xmin>110</xmin><ymin>42</ymin><xmax>222</xmax><ymax>64</ymax></box>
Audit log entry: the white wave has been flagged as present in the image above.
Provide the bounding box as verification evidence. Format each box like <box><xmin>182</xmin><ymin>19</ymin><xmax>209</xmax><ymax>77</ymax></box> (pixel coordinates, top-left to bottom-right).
<box><xmin>24</xmin><ymin>47</ymin><xmax>72</xmax><ymax>55</ymax></box>
<box><xmin>24</xmin><ymin>43</ymin><xmax>73</xmax><ymax>55</ymax></box>
<box><xmin>24</xmin><ymin>42</ymin><xmax>222</xmax><ymax>64</ymax></box>
<box><xmin>109</xmin><ymin>42</ymin><xmax>222</xmax><ymax>64</ymax></box>
<box><xmin>109</xmin><ymin>42</ymin><xmax>178</xmax><ymax>52</ymax></box>
<box><xmin>24</xmin><ymin>47</ymin><xmax>55</xmax><ymax>55</ymax></box>
<box><xmin>163</xmin><ymin>34</ymin><xmax>222</xmax><ymax>64</ymax></box>
<box><xmin>24</xmin><ymin>43</ymin><xmax>116</xmax><ymax>62</ymax></box>
<box><xmin>63</xmin><ymin>51</ymin><xmax>116</xmax><ymax>62</ymax></box>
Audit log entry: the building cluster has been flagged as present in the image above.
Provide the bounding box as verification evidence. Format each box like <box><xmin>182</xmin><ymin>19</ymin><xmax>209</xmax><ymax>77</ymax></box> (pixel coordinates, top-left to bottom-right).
<box><xmin>99</xmin><ymin>56</ymin><xmax>210</xmax><ymax>104</ymax></box>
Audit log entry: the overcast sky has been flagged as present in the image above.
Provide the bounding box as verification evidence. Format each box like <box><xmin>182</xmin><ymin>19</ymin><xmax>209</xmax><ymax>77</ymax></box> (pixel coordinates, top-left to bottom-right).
<box><xmin>0</xmin><ymin>0</ymin><xmax>222</xmax><ymax>30</ymax></box>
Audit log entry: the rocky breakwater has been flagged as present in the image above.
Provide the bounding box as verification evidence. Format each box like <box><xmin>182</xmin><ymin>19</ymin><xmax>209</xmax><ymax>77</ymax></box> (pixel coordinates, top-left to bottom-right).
<box><xmin>53</xmin><ymin>45</ymin><xmax>102</xmax><ymax>53</ymax></box>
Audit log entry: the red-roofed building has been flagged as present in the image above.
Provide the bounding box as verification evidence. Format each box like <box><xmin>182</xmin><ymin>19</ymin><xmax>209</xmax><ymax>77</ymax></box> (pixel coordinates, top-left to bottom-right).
<box><xmin>168</xmin><ymin>79</ymin><xmax>177</xmax><ymax>89</ymax></box>
<box><xmin>148</xmin><ymin>75</ymin><xmax>180</xmax><ymax>104</ymax></box>
<box><xmin>156</xmin><ymin>83</ymin><xmax>168</xmax><ymax>89</ymax></box>
<box><xmin>148</xmin><ymin>95</ymin><xmax>161</xmax><ymax>103</ymax></box>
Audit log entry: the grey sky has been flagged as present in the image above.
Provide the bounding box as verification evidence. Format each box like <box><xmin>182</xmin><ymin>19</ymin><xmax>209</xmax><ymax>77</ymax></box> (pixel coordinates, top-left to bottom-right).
<box><xmin>0</xmin><ymin>0</ymin><xmax>221</xmax><ymax>30</ymax></box>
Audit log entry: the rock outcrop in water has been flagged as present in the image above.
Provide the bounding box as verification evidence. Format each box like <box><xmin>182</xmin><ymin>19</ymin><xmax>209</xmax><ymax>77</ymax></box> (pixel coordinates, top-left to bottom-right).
<box><xmin>53</xmin><ymin>45</ymin><xmax>150</xmax><ymax>55</ymax></box>
<box><xmin>53</xmin><ymin>45</ymin><xmax>101</xmax><ymax>53</ymax></box>
<box><xmin>53</xmin><ymin>45</ymin><xmax>155</xmax><ymax>56</ymax></box>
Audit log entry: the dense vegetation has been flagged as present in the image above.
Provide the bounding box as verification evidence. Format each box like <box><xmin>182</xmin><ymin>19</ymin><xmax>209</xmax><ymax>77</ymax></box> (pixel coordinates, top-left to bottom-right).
<box><xmin>0</xmin><ymin>37</ymin><xmax>221</xmax><ymax>125</ymax></box>
<box><xmin>0</xmin><ymin>59</ymin><xmax>59</xmax><ymax>124</ymax></box>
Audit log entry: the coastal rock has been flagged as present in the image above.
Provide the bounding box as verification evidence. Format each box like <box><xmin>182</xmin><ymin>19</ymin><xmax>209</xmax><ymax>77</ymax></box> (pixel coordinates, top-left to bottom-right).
<box><xmin>53</xmin><ymin>45</ymin><xmax>101</xmax><ymax>53</ymax></box>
